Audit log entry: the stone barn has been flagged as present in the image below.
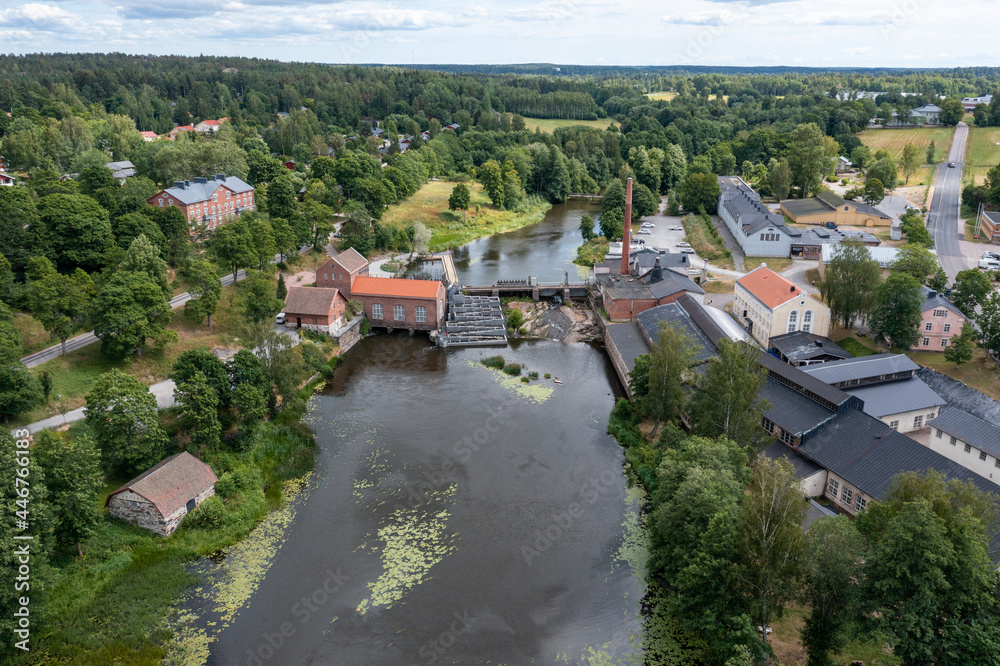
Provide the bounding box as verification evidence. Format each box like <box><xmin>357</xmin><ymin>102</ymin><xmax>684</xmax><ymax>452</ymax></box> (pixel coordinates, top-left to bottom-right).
<box><xmin>105</xmin><ymin>452</ymin><xmax>218</xmax><ymax>536</ymax></box>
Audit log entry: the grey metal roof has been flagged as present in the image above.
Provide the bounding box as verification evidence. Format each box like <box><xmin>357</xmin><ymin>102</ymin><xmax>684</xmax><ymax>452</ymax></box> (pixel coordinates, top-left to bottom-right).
<box><xmin>800</xmin><ymin>353</ymin><xmax>919</xmax><ymax>384</ymax></box>
<box><xmin>647</xmin><ymin>269</ymin><xmax>705</xmax><ymax>299</ymax></box>
<box><xmin>756</xmin><ymin>352</ymin><xmax>854</xmax><ymax>409</ymax></box>
<box><xmin>637</xmin><ymin>302</ymin><xmax>715</xmax><ymax>363</ymax></box>
<box><xmin>844</xmin><ymin>376</ymin><xmax>946</xmax><ymax>418</ymax></box>
<box><xmin>161</xmin><ymin>174</ymin><xmax>254</xmax><ymax>204</ymax></box>
<box><xmin>916</xmin><ymin>367</ymin><xmax>1000</xmax><ymax>426</ymax></box>
<box><xmin>928</xmin><ymin>408</ymin><xmax>1000</xmax><ymax>457</ymax></box>
<box><xmin>677</xmin><ymin>293</ymin><xmax>729</xmax><ymax>348</ymax></box>
<box><xmin>768</xmin><ymin>331</ymin><xmax>852</xmax><ymax>364</ymax></box>
<box><xmin>919</xmin><ymin>286</ymin><xmax>966</xmax><ymax>317</ymax></box>
<box><xmin>720</xmin><ymin>186</ymin><xmax>788</xmax><ymax>236</ymax></box>
<box><xmin>763</xmin><ymin>441</ymin><xmax>824</xmax><ymax>479</ymax></box>
<box><xmin>762</xmin><ymin>377</ymin><xmax>838</xmax><ymax>437</ymax></box>
<box><xmin>605</xmin><ymin>323</ymin><xmax>648</xmax><ymax>376</ymax></box>
<box><xmin>798</xmin><ymin>409</ymin><xmax>1000</xmax><ymax>502</ymax></box>
<box><xmin>793</xmin><ymin>228</ymin><xmax>880</xmax><ymax>247</ymax></box>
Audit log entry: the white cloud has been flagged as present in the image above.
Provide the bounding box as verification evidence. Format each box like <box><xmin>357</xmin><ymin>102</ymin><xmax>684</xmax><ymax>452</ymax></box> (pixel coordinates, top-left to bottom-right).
<box><xmin>0</xmin><ymin>3</ymin><xmax>79</xmax><ymax>30</ymax></box>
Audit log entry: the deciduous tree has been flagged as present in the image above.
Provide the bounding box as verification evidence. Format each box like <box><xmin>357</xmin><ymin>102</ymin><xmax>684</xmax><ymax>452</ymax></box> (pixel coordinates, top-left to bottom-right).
<box><xmin>448</xmin><ymin>182</ymin><xmax>470</xmax><ymax>221</ymax></box>
<box><xmin>870</xmin><ymin>272</ymin><xmax>924</xmax><ymax>350</ymax></box>
<box><xmin>950</xmin><ymin>268</ymin><xmax>994</xmax><ymax>315</ymax></box>
<box><xmin>38</xmin><ymin>193</ymin><xmax>114</xmax><ymax>273</ymax></box>
<box><xmin>84</xmin><ymin>368</ymin><xmax>169</xmax><ymax>474</ymax></box>
<box><xmin>900</xmin><ymin>142</ymin><xmax>921</xmax><ymax>185</ymax></box>
<box><xmin>819</xmin><ymin>240</ymin><xmax>881</xmax><ymax>330</ymax></box>
<box><xmin>92</xmin><ymin>270</ymin><xmax>176</xmax><ymax>359</ymax></box>
<box><xmin>180</xmin><ymin>257</ymin><xmax>221</xmax><ymax>327</ymax></box>
<box><xmin>33</xmin><ymin>430</ymin><xmax>103</xmax><ymax>556</ymax></box>
<box><xmin>0</xmin><ymin>304</ymin><xmax>43</xmax><ymax>423</ymax></box>
<box><xmin>240</xmin><ymin>270</ymin><xmax>283</xmax><ymax>323</ymax></box>
<box><xmin>26</xmin><ymin>256</ymin><xmax>94</xmax><ymax>354</ymax></box>
<box><xmin>174</xmin><ymin>370</ymin><xmax>222</xmax><ymax>450</ymax></box>
<box><xmin>120</xmin><ymin>234</ymin><xmax>170</xmax><ymax>297</ymax></box>
<box><xmin>639</xmin><ymin>321</ymin><xmax>696</xmax><ymax>434</ymax></box>
<box><xmin>944</xmin><ymin>324</ymin><xmax>975</xmax><ymax>369</ymax></box>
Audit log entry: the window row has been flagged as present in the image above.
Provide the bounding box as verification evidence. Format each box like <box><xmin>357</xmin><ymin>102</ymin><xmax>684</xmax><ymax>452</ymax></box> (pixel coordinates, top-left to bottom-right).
<box><xmin>370</xmin><ymin>304</ymin><xmax>428</xmax><ymax>323</ymax></box>
<box><xmin>828</xmin><ymin>477</ymin><xmax>867</xmax><ymax>513</ymax></box>
<box><xmin>786</xmin><ymin>309</ymin><xmax>813</xmax><ymax>334</ymax></box>
<box><xmin>938</xmin><ymin>429</ymin><xmax>1000</xmax><ymax>468</ymax></box>
<box><xmin>924</xmin><ymin>322</ymin><xmax>952</xmax><ymax>332</ymax></box>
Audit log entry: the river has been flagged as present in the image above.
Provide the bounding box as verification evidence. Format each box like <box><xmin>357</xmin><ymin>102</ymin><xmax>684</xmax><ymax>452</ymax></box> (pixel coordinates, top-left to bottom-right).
<box><xmin>407</xmin><ymin>199</ymin><xmax>600</xmax><ymax>284</ymax></box>
<box><xmin>206</xmin><ymin>336</ymin><xmax>642</xmax><ymax>665</ymax></box>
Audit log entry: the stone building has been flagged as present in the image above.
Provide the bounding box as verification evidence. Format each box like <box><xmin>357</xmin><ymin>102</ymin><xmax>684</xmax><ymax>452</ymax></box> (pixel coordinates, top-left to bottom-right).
<box><xmin>105</xmin><ymin>452</ymin><xmax>218</xmax><ymax>536</ymax></box>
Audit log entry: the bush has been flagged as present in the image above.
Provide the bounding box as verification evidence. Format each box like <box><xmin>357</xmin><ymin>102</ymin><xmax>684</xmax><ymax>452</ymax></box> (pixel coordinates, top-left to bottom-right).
<box><xmin>184</xmin><ymin>496</ymin><xmax>226</xmax><ymax>529</ymax></box>
<box><xmin>481</xmin><ymin>355</ymin><xmax>506</xmax><ymax>369</ymax></box>
<box><xmin>837</xmin><ymin>337</ymin><xmax>876</xmax><ymax>357</ymax></box>
<box><xmin>506</xmin><ymin>308</ymin><xmax>524</xmax><ymax>330</ymax></box>
<box><xmin>503</xmin><ymin>363</ymin><xmax>522</xmax><ymax>376</ymax></box>
<box><xmin>214</xmin><ymin>473</ymin><xmax>238</xmax><ymax>499</ymax></box>
<box><xmin>521</xmin><ymin>377</ymin><xmax>530</xmax><ymax>383</ymax></box>
<box><xmin>544</xmin><ymin>373</ymin><xmax>551</xmax><ymax>379</ymax></box>
<box><xmin>360</xmin><ymin>318</ymin><xmax>371</xmax><ymax>336</ymax></box>
<box><xmin>528</xmin><ymin>371</ymin><xmax>539</xmax><ymax>379</ymax></box>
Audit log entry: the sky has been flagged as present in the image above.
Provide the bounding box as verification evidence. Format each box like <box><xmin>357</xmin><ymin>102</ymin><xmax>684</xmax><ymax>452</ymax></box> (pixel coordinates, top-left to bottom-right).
<box><xmin>0</xmin><ymin>0</ymin><xmax>996</xmax><ymax>68</ymax></box>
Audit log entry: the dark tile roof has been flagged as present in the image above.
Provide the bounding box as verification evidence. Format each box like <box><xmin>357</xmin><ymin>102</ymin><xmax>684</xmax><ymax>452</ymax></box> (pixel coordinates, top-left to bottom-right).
<box><xmin>283</xmin><ymin>287</ymin><xmax>342</xmax><ymax>316</ymax></box>
<box><xmin>762</xmin><ymin>377</ymin><xmax>838</xmax><ymax>437</ymax></box>
<box><xmin>756</xmin><ymin>350</ymin><xmax>855</xmax><ymax>410</ymax></box>
<box><xmin>844</xmin><ymin>376</ymin><xmax>946</xmax><ymax>418</ymax></box>
<box><xmin>637</xmin><ymin>302</ymin><xmax>715</xmax><ymax>363</ymax></box>
<box><xmin>800</xmin><ymin>353</ymin><xmax>919</xmax><ymax>384</ymax></box>
<box><xmin>928</xmin><ymin>408</ymin><xmax>1000</xmax><ymax>457</ymax></box>
<box><xmin>720</xmin><ymin>186</ymin><xmax>788</xmax><ymax>236</ymax></box>
<box><xmin>920</xmin><ymin>286</ymin><xmax>966</xmax><ymax>317</ymax></box>
<box><xmin>768</xmin><ymin>331</ymin><xmax>852</xmax><ymax>364</ymax></box>
<box><xmin>606</xmin><ymin>322</ymin><xmax>648</xmax><ymax>375</ymax></box>
<box><xmin>782</xmin><ymin>197</ymin><xmax>835</xmax><ymax>217</ymax></box>
<box><xmin>677</xmin><ymin>293</ymin><xmax>729</xmax><ymax>348</ymax></box>
<box><xmin>106</xmin><ymin>452</ymin><xmax>218</xmax><ymax>517</ymax></box>
<box><xmin>647</xmin><ymin>269</ymin><xmax>705</xmax><ymax>299</ymax></box>
<box><xmin>798</xmin><ymin>409</ymin><xmax>1000</xmax><ymax>502</ymax></box>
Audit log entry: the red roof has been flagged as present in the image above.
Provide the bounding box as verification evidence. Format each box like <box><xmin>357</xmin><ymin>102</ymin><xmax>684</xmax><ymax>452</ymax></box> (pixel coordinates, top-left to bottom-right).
<box><xmin>105</xmin><ymin>452</ymin><xmax>217</xmax><ymax>517</ymax></box>
<box><xmin>736</xmin><ymin>266</ymin><xmax>809</xmax><ymax>310</ymax></box>
<box><xmin>201</xmin><ymin>119</ymin><xmax>220</xmax><ymax>126</ymax></box>
<box><xmin>140</xmin><ymin>131</ymin><xmax>159</xmax><ymax>138</ymax></box>
<box><xmin>351</xmin><ymin>276</ymin><xmax>442</xmax><ymax>299</ymax></box>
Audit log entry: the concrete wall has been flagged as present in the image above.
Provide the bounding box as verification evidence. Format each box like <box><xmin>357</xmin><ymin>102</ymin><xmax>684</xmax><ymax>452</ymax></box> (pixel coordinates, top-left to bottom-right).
<box><xmin>801</xmin><ymin>469</ymin><xmax>828</xmax><ymax>497</ymax></box>
<box><xmin>335</xmin><ymin>316</ymin><xmax>365</xmax><ymax>353</ymax></box>
<box><xmin>604</xmin><ymin>326</ymin><xmax>634</xmax><ymax>398</ymax></box>
<box><xmin>926</xmin><ymin>426</ymin><xmax>1000</xmax><ymax>484</ymax></box>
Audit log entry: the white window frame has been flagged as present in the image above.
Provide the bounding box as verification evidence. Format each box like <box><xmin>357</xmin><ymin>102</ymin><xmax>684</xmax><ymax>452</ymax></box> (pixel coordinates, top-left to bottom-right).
<box><xmin>802</xmin><ymin>310</ymin><xmax>812</xmax><ymax>334</ymax></box>
<box><xmin>914</xmin><ymin>415</ymin><xmax>923</xmax><ymax>429</ymax></box>
<box><xmin>415</xmin><ymin>306</ymin><xmax>427</xmax><ymax>323</ymax></box>
<box><xmin>922</xmin><ymin>337</ymin><xmax>930</xmax><ymax>346</ymax></box>
<box><xmin>944</xmin><ymin>323</ymin><xmax>951</xmax><ymax>332</ymax></box>
<box><xmin>889</xmin><ymin>420</ymin><xmax>899</xmax><ymax>430</ymax></box>
<box><xmin>787</xmin><ymin>310</ymin><xmax>798</xmax><ymax>334</ymax></box>
<box><xmin>394</xmin><ymin>304</ymin><xmax>405</xmax><ymax>321</ymax></box>
<box><xmin>372</xmin><ymin>303</ymin><xmax>383</xmax><ymax>319</ymax></box>
<box><xmin>828</xmin><ymin>478</ymin><xmax>839</xmax><ymax>496</ymax></box>
<box><xmin>925</xmin><ymin>322</ymin><xmax>933</xmax><ymax>331</ymax></box>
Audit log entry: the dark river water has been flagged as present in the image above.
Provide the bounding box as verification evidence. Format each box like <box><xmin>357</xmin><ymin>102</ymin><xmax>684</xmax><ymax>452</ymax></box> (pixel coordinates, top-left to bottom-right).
<box><xmin>408</xmin><ymin>200</ymin><xmax>600</xmax><ymax>285</ymax></box>
<box><xmin>208</xmin><ymin>336</ymin><xmax>641</xmax><ymax>666</ymax></box>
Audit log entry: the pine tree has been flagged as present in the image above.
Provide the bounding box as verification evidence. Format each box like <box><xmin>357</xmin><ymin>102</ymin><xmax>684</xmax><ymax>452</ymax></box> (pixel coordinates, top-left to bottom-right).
<box><xmin>276</xmin><ymin>273</ymin><xmax>287</xmax><ymax>301</ymax></box>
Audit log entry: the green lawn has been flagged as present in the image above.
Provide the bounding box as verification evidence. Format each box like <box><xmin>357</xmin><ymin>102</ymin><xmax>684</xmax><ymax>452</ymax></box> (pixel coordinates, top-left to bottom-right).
<box><xmin>645</xmin><ymin>91</ymin><xmax>678</xmax><ymax>101</ymax></box>
<box><xmin>745</xmin><ymin>257</ymin><xmax>793</xmax><ymax>272</ymax></box>
<box><xmin>14</xmin><ymin>312</ymin><xmax>59</xmax><ymax>354</ymax></box>
<box><xmin>523</xmin><ymin>117</ymin><xmax>619</xmax><ymax>133</ymax></box>
<box><xmin>859</xmin><ymin>126</ymin><xmax>957</xmax><ymax>186</ymax></box>
<box><xmin>964</xmin><ymin>126</ymin><xmax>1000</xmax><ymax>185</ymax></box>
<box><xmin>377</xmin><ymin>180</ymin><xmax>551</xmax><ymax>251</ymax></box>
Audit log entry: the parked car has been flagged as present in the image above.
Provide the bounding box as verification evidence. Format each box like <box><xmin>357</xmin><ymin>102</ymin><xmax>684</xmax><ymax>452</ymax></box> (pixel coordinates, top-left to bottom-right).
<box><xmin>983</xmin><ymin>251</ymin><xmax>1000</xmax><ymax>260</ymax></box>
<box><xmin>641</xmin><ymin>222</ymin><xmax>655</xmax><ymax>228</ymax></box>
<box><xmin>669</xmin><ymin>225</ymin><xmax>683</xmax><ymax>231</ymax></box>
<box><xmin>676</xmin><ymin>241</ymin><xmax>690</xmax><ymax>247</ymax></box>
<box><xmin>978</xmin><ymin>259</ymin><xmax>1000</xmax><ymax>271</ymax></box>
<box><xmin>680</xmin><ymin>248</ymin><xmax>696</xmax><ymax>254</ymax></box>
<box><xmin>275</xmin><ymin>312</ymin><xmax>286</xmax><ymax>325</ymax></box>
<box><xmin>637</xmin><ymin>229</ymin><xmax>651</xmax><ymax>235</ymax></box>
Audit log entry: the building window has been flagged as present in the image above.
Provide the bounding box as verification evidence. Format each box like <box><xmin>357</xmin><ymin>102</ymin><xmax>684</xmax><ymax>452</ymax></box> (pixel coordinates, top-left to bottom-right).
<box><xmin>925</xmin><ymin>322</ymin><xmax>933</xmax><ymax>331</ymax></box>
<box><xmin>855</xmin><ymin>496</ymin><xmax>867</xmax><ymax>512</ymax></box>
<box><xmin>965</xmin><ymin>443</ymin><xmax>972</xmax><ymax>453</ymax></box>
<box><xmin>158</xmin><ymin>198</ymin><xmax>164</xmax><ymax>207</ymax></box>
<box><xmin>226</xmin><ymin>191</ymin><xmax>231</xmax><ymax>198</ymax></box>
<box><xmin>922</xmin><ymin>337</ymin><xmax>930</xmax><ymax>346</ymax></box>
<box><xmin>762</xmin><ymin>417</ymin><xmax>774</xmax><ymax>434</ymax></box>
<box><xmin>995</xmin><ymin>458</ymin><xmax>1000</xmax><ymax>469</ymax></box>
<box><xmin>950</xmin><ymin>435</ymin><xmax>957</xmax><ymax>445</ymax></box>
<box><xmin>935</xmin><ymin>429</ymin><xmax>942</xmax><ymax>439</ymax></box>
<box><xmin>415</xmin><ymin>306</ymin><xmax>427</xmax><ymax>323</ymax></box>
<box><xmin>802</xmin><ymin>310</ymin><xmax>812</xmax><ymax>333</ymax></box>
<box><xmin>786</xmin><ymin>310</ymin><xmax>798</xmax><ymax>334</ymax></box>
<box><xmin>780</xmin><ymin>429</ymin><xmax>794</xmax><ymax>445</ymax></box>
<box><xmin>933</xmin><ymin>309</ymin><xmax>947</xmax><ymax>317</ymax></box>
<box><xmin>841</xmin><ymin>486</ymin><xmax>853</xmax><ymax>504</ymax></box>
<box><xmin>980</xmin><ymin>450</ymin><xmax>988</xmax><ymax>461</ymax></box>
<box><xmin>828</xmin><ymin>478</ymin><xmax>839</xmax><ymax>496</ymax></box>
<box><xmin>941</xmin><ymin>338</ymin><xmax>949</xmax><ymax>347</ymax></box>
<box><xmin>889</xmin><ymin>420</ymin><xmax>899</xmax><ymax>430</ymax></box>
<box><xmin>944</xmin><ymin>323</ymin><xmax>951</xmax><ymax>332</ymax></box>
<box><xmin>213</xmin><ymin>194</ymin><xmax>218</xmax><ymax>202</ymax></box>
<box><xmin>914</xmin><ymin>415</ymin><xmax>923</xmax><ymax>429</ymax></box>
<box><xmin>372</xmin><ymin>304</ymin><xmax>383</xmax><ymax>319</ymax></box>
<box><xmin>394</xmin><ymin>304</ymin><xmax>405</xmax><ymax>321</ymax></box>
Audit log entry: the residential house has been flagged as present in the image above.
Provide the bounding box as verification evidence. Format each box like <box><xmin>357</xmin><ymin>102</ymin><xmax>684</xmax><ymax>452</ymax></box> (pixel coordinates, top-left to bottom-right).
<box><xmin>444</xmin><ymin>123</ymin><xmax>460</xmax><ymax>131</ymax></box>
<box><xmin>781</xmin><ymin>191</ymin><xmax>893</xmax><ymax>227</ymax></box>
<box><xmin>800</xmin><ymin>354</ymin><xmax>945</xmax><ymax>432</ymax></box>
<box><xmin>169</xmin><ymin>125</ymin><xmax>195</xmax><ymax>139</ymax></box>
<box><xmin>282</xmin><ymin>287</ymin><xmax>348</xmax><ymax>333</ymax></box>
<box><xmin>926</xmin><ymin>409</ymin><xmax>1000</xmax><ymax>483</ymax></box>
<box><xmin>916</xmin><ymin>287</ymin><xmax>967</xmax><ymax>352</ymax></box>
<box><xmin>105</xmin><ymin>452</ymin><xmax>217</xmax><ymax>536</ymax></box>
<box><xmin>883</xmin><ymin>104</ymin><xmax>942</xmax><ymax>126</ymax></box>
<box><xmin>350</xmin><ymin>276</ymin><xmax>447</xmax><ymax>332</ymax></box>
<box><xmin>818</xmin><ymin>244</ymin><xmax>938</xmax><ymax>279</ymax></box>
<box><xmin>733</xmin><ymin>265</ymin><xmax>831</xmax><ymax>347</ymax></box>
<box><xmin>316</xmin><ymin>248</ymin><xmax>370</xmax><ymax>297</ymax></box>
<box><xmin>963</xmin><ymin>94</ymin><xmax>993</xmax><ymax>111</ymax></box>
<box><xmin>194</xmin><ymin>119</ymin><xmax>224</xmax><ymax>133</ymax></box>
<box><xmin>835</xmin><ymin>156</ymin><xmax>852</xmax><ymax>173</ymax></box>
<box><xmin>147</xmin><ymin>174</ymin><xmax>255</xmax><ymax>232</ymax></box>
<box><xmin>106</xmin><ymin>160</ymin><xmax>135</xmax><ymax>180</ymax></box>
<box><xmin>976</xmin><ymin>210</ymin><xmax>1000</xmax><ymax>244</ymax></box>
<box><xmin>768</xmin><ymin>331</ymin><xmax>853</xmax><ymax>367</ymax></box>
<box><xmin>0</xmin><ymin>172</ymin><xmax>13</xmax><ymax>186</ymax></box>
<box><xmin>139</xmin><ymin>131</ymin><xmax>160</xmax><ymax>142</ymax></box>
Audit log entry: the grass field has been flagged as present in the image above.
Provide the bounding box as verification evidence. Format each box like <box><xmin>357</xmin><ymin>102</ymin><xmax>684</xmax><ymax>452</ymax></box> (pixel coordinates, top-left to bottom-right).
<box><xmin>681</xmin><ymin>213</ymin><xmax>734</xmax><ymax>270</ymax></box>
<box><xmin>378</xmin><ymin>180</ymin><xmax>551</xmax><ymax>251</ymax></box>
<box><xmin>745</xmin><ymin>257</ymin><xmax>793</xmax><ymax>272</ymax></box>
<box><xmin>859</xmin><ymin>126</ymin><xmax>956</xmax><ymax>186</ymax></box>
<box><xmin>964</xmin><ymin>127</ymin><xmax>1000</xmax><ymax>185</ymax></box>
<box><xmin>645</xmin><ymin>91</ymin><xmax>678</xmax><ymax>101</ymax></box>
<box><xmin>523</xmin><ymin>117</ymin><xmax>619</xmax><ymax>133</ymax></box>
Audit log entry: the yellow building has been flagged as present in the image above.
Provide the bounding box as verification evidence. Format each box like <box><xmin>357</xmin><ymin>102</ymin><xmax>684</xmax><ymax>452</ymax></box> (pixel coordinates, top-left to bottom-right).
<box><xmin>734</xmin><ymin>266</ymin><xmax>831</xmax><ymax>347</ymax></box>
<box><xmin>781</xmin><ymin>191</ymin><xmax>893</xmax><ymax>227</ymax></box>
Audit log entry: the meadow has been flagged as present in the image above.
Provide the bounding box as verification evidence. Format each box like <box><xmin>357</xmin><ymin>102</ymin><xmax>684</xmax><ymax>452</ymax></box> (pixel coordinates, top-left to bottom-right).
<box><xmin>964</xmin><ymin>126</ymin><xmax>1000</xmax><ymax>185</ymax></box>
<box><xmin>523</xmin><ymin>117</ymin><xmax>619</xmax><ymax>133</ymax></box>
<box><xmin>858</xmin><ymin>126</ymin><xmax>956</xmax><ymax>186</ymax></box>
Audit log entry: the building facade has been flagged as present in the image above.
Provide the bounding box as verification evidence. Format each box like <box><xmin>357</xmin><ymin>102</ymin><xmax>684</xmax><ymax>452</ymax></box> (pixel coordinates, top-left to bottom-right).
<box><xmin>717</xmin><ymin>177</ymin><xmax>792</xmax><ymax>257</ymax></box>
<box><xmin>977</xmin><ymin>210</ymin><xmax>1000</xmax><ymax>244</ymax></box>
<box><xmin>926</xmin><ymin>409</ymin><xmax>1000</xmax><ymax>483</ymax></box>
<box><xmin>914</xmin><ymin>288</ymin><xmax>967</xmax><ymax>352</ymax></box>
<box><xmin>316</xmin><ymin>247</ymin><xmax>370</xmax><ymax>296</ymax></box>
<box><xmin>351</xmin><ymin>276</ymin><xmax>447</xmax><ymax>331</ymax></box>
<box><xmin>734</xmin><ymin>266</ymin><xmax>831</xmax><ymax>347</ymax></box>
<box><xmin>282</xmin><ymin>287</ymin><xmax>348</xmax><ymax>333</ymax></box>
<box><xmin>147</xmin><ymin>174</ymin><xmax>255</xmax><ymax>233</ymax></box>
<box><xmin>781</xmin><ymin>191</ymin><xmax>893</xmax><ymax>227</ymax></box>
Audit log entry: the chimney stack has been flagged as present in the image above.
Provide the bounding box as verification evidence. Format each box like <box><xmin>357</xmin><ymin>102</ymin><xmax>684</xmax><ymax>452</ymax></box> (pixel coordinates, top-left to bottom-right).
<box><xmin>620</xmin><ymin>177</ymin><xmax>633</xmax><ymax>276</ymax></box>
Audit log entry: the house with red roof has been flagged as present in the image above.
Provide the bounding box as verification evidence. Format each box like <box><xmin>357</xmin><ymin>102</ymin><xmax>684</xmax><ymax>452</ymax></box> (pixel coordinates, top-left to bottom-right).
<box><xmin>105</xmin><ymin>452</ymin><xmax>217</xmax><ymax>536</ymax></box>
<box><xmin>194</xmin><ymin>119</ymin><xmax>223</xmax><ymax>133</ymax></box>
<box><xmin>139</xmin><ymin>131</ymin><xmax>160</xmax><ymax>142</ymax></box>
<box><xmin>734</xmin><ymin>265</ymin><xmax>830</xmax><ymax>347</ymax></box>
<box><xmin>169</xmin><ymin>125</ymin><xmax>195</xmax><ymax>139</ymax></box>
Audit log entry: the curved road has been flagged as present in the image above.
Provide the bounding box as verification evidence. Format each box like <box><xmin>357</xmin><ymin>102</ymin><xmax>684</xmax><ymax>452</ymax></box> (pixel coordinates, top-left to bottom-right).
<box><xmin>928</xmin><ymin>122</ymin><xmax>970</xmax><ymax>282</ymax></box>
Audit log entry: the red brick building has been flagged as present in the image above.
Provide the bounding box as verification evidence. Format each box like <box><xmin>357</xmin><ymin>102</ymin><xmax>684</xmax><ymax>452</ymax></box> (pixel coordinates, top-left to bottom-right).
<box><xmin>317</xmin><ymin>248</ymin><xmax>370</xmax><ymax>296</ymax></box>
<box><xmin>596</xmin><ymin>257</ymin><xmax>706</xmax><ymax>322</ymax></box>
<box><xmin>282</xmin><ymin>287</ymin><xmax>348</xmax><ymax>332</ymax></box>
<box><xmin>350</xmin><ymin>276</ymin><xmax>447</xmax><ymax>331</ymax></box>
<box><xmin>147</xmin><ymin>174</ymin><xmax>255</xmax><ymax>233</ymax></box>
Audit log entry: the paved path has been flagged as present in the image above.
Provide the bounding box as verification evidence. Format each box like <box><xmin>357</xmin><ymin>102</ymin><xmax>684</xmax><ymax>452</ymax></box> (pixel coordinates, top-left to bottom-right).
<box><xmin>20</xmin><ymin>244</ymin><xmax>316</xmax><ymax>368</ymax></box>
<box><xmin>24</xmin><ymin>379</ymin><xmax>177</xmax><ymax>434</ymax></box>
<box><xmin>928</xmin><ymin>123</ymin><xmax>971</xmax><ymax>281</ymax></box>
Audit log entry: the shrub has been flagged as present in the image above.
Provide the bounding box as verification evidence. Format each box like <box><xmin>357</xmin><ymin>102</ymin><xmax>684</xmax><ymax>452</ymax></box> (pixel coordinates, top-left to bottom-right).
<box><xmin>521</xmin><ymin>377</ymin><xmax>530</xmax><ymax>383</ymax></box>
<box><xmin>214</xmin><ymin>473</ymin><xmax>238</xmax><ymax>499</ymax></box>
<box><xmin>544</xmin><ymin>373</ymin><xmax>551</xmax><ymax>379</ymax></box>
<box><xmin>528</xmin><ymin>371</ymin><xmax>539</xmax><ymax>379</ymax></box>
<box><xmin>360</xmin><ymin>318</ymin><xmax>371</xmax><ymax>336</ymax></box>
<box><xmin>185</xmin><ymin>496</ymin><xmax>226</xmax><ymax>529</ymax></box>
<box><xmin>506</xmin><ymin>308</ymin><xmax>524</xmax><ymax>330</ymax></box>
<box><xmin>481</xmin><ymin>355</ymin><xmax>506</xmax><ymax>369</ymax></box>
<box><xmin>503</xmin><ymin>363</ymin><xmax>522</xmax><ymax>376</ymax></box>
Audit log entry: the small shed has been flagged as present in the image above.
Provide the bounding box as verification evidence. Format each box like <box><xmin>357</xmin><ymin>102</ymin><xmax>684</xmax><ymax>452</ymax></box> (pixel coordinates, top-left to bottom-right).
<box><xmin>105</xmin><ymin>452</ymin><xmax>218</xmax><ymax>536</ymax></box>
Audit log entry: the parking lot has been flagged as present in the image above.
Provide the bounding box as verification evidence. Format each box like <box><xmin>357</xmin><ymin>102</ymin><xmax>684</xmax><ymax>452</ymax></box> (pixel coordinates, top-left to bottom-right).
<box><xmin>629</xmin><ymin>211</ymin><xmax>691</xmax><ymax>254</ymax></box>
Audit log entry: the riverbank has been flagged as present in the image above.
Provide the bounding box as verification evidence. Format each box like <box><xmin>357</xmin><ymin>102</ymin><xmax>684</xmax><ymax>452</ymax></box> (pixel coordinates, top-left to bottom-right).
<box><xmin>378</xmin><ymin>180</ymin><xmax>552</xmax><ymax>251</ymax></box>
<box><xmin>506</xmin><ymin>299</ymin><xmax>603</xmax><ymax>343</ymax></box>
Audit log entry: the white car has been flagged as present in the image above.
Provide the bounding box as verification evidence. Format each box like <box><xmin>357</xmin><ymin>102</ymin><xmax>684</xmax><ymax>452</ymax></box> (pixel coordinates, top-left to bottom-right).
<box><xmin>637</xmin><ymin>229</ymin><xmax>651</xmax><ymax>235</ymax></box>
<box><xmin>670</xmin><ymin>225</ymin><xmax>683</xmax><ymax>231</ymax></box>
<box><xmin>275</xmin><ymin>312</ymin><xmax>286</xmax><ymax>325</ymax></box>
<box><xmin>680</xmin><ymin>248</ymin><xmax>696</xmax><ymax>254</ymax></box>
<box><xmin>641</xmin><ymin>223</ymin><xmax>655</xmax><ymax>228</ymax></box>
<box><xmin>676</xmin><ymin>241</ymin><xmax>690</xmax><ymax>247</ymax></box>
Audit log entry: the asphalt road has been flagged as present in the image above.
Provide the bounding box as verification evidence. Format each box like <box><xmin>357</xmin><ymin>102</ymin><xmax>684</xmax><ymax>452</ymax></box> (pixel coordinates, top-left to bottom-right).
<box><xmin>927</xmin><ymin>122</ymin><xmax>969</xmax><ymax>281</ymax></box>
<box><xmin>20</xmin><ymin>245</ymin><xmax>314</xmax><ymax>368</ymax></box>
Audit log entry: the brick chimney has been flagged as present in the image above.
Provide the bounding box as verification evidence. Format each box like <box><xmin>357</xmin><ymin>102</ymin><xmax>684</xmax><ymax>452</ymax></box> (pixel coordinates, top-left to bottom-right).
<box><xmin>620</xmin><ymin>177</ymin><xmax>633</xmax><ymax>275</ymax></box>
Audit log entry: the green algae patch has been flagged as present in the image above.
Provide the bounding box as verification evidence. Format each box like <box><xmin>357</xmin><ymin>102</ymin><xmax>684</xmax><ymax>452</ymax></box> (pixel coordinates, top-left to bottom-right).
<box><xmin>469</xmin><ymin>360</ymin><xmax>555</xmax><ymax>405</ymax></box>
<box><xmin>614</xmin><ymin>485</ymin><xmax>650</xmax><ymax>580</ymax></box>
<box><xmin>356</xmin><ymin>498</ymin><xmax>459</xmax><ymax>615</ymax></box>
